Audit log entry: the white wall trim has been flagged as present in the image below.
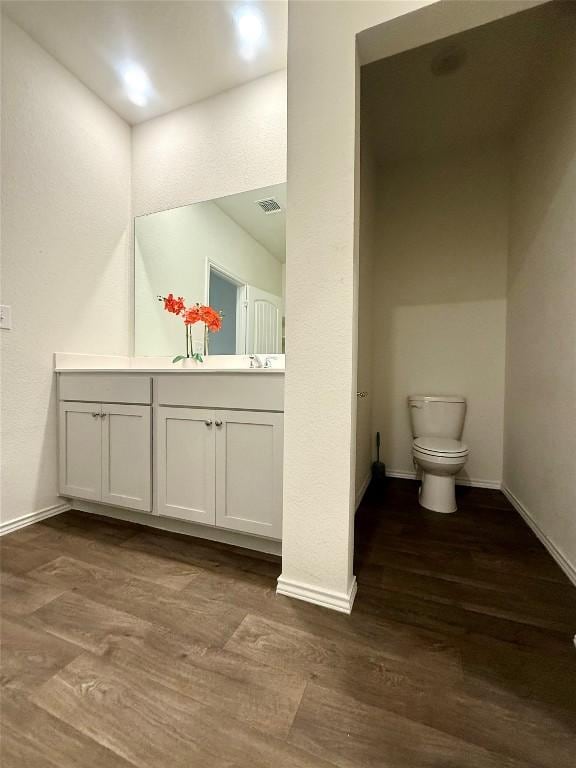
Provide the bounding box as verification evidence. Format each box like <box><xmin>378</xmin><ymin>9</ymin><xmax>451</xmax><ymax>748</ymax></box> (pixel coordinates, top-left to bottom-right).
<box><xmin>70</xmin><ymin>499</ymin><xmax>282</xmax><ymax>557</ymax></box>
<box><xmin>385</xmin><ymin>469</ymin><xmax>501</xmax><ymax>490</ymax></box>
<box><xmin>355</xmin><ymin>472</ymin><xmax>372</xmax><ymax>511</ymax></box>
<box><xmin>276</xmin><ymin>575</ymin><xmax>357</xmax><ymax>614</ymax></box>
<box><xmin>501</xmin><ymin>485</ymin><xmax>576</xmax><ymax>588</ymax></box>
<box><xmin>0</xmin><ymin>502</ymin><xmax>71</xmax><ymax>537</ymax></box>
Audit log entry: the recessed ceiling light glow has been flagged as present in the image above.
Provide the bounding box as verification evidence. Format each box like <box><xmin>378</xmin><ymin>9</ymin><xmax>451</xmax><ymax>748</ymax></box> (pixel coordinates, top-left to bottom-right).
<box><xmin>233</xmin><ymin>6</ymin><xmax>266</xmax><ymax>60</ymax></box>
<box><xmin>235</xmin><ymin>8</ymin><xmax>264</xmax><ymax>43</ymax></box>
<box><xmin>126</xmin><ymin>90</ymin><xmax>148</xmax><ymax>108</ymax></box>
<box><xmin>119</xmin><ymin>62</ymin><xmax>152</xmax><ymax>107</ymax></box>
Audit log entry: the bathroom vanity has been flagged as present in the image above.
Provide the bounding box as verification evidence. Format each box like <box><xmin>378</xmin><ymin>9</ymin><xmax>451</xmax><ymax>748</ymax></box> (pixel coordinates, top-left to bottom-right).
<box><xmin>55</xmin><ymin>181</ymin><xmax>287</xmax><ymax>554</ymax></box>
<box><xmin>56</xmin><ymin>354</ymin><xmax>284</xmax><ymax>553</ymax></box>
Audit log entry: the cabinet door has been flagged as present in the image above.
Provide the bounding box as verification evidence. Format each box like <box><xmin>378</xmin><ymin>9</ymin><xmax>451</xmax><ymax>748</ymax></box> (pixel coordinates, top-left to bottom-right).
<box><xmin>215</xmin><ymin>410</ymin><xmax>283</xmax><ymax>538</ymax></box>
<box><xmin>101</xmin><ymin>405</ymin><xmax>151</xmax><ymax>512</ymax></box>
<box><xmin>59</xmin><ymin>402</ymin><xmax>102</xmax><ymax>501</ymax></box>
<box><xmin>157</xmin><ymin>407</ymin><xmax>215</xmax><ymax>525</ymax></box>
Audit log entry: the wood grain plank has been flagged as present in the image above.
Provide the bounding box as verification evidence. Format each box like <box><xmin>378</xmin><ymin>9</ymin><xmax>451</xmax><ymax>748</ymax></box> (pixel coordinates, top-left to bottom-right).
<box><xmin>1</xmin><ymin>724</ymin><xmax>63</xmax><ymax>768</ymax></box>
<box><xmin>41</xmin><ymin>510</ymin><xmax>139</xmax><ymax>544</ymax></box>
<box><xmin>374</xmin><ymin>563</ymin><xmax>576</xmax><ymax>631</ymax></box>
<box><xmin>457</xmin><ymin>634</ymin><xmax>576</xmax><ymax>714</ymax></box>
<box><xmin>225</xmin><ymin>613</ymin><xmax>463</xmax><ymax>697</ymax></box>
<box><xmin>1</xmin><ymin>694</ymin><xmax>135</xmax><ymax>768</ymax></box>
<box><xmin>120</xmin><ymin>527</ymin><xmax>281</xmax><ymax>579</ymax></box>
<box><xmin>250</xmin><ymin>614</ymin><xmax>576</xmax><ymax>768</ymax></box>
<box><xmin>289</xmin><ymin>683</ymin><xmax>537</xmax><ymax>768</ymax></box>
<box><xmin>29</xmin><ymin>555</ymin><xmax>246</xmax><ymax>647</ymax></box>
<box><xmin>23</xmin><ymin>529</ymin><xmax>201</xmax><ymax>590</ymax></box>
<box><xmin>31</xmin><ymin>653</ymin><xmax>336</xmax><ymax>768</ymax></box>
<box><xmin>28</xmin><ymin>591</ymin><xmax>152</xmax><ymax>655</ymax></box>
<box><xmin>1</xmin><ymin>616</ymin><xmax>80</xmax><ymax>693</ymax></box>
<box><xmin>183</xmin><ymin>564</ymin><xmax>468</xmax><ymax>671</ymax></box>
<box><xmin>0</xmin><ymin>571</ymin><xmax>65</xmax><ymax>617</ymax></box>
<box><xmin>354</xmin><ymin>580</ymin><xmax>574</xmax><ymax>656</ymax></box>
<box><xmin>100</xmin><ymin>629</ymin><xmax>307</xmax><ymax>738</ymax></box>
<box><xmin>0</xmin><ymin>523</ymin><xmax>49</xmax><ymax>544</ymax></box>
<box><xmin>28</xmin><ymin>553</ymin><xmax>134</xmax><ymax>591</ymax></box>
<box><xmin>0</xmin><ymin>539</ymin><xmax>63</xmax><ymax>575</ymax></box>
<box><xmin>358</xmin><ymin>544</ymin><xmax>575</xmax><ymax>598</ymax></box>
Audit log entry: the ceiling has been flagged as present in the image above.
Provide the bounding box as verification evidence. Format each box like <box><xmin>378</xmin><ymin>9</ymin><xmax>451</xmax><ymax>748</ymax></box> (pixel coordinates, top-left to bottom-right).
<box><xmin>3</xmin><ymin>0</ymin><xmax>287</xmax><ymax>124</ymax></box>
<box><xmin>362</xmin><ymin>2</ymin><xmax>576</xmax><ymax>164</ymax></box>
<box><xmin>216</xmin><ymin>183</ymin><xmax>286</xmax><ymax>262</ymax></box>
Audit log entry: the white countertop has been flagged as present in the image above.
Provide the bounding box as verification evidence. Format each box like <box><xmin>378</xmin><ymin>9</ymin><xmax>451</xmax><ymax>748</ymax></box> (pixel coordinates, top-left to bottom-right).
<box><xmin>54</xmin><ymin>353</ymin><xmax>285</xmax><ymax>374</ymax></box>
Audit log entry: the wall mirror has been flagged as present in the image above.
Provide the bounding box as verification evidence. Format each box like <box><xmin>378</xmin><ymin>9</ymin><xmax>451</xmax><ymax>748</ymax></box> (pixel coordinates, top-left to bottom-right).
<box><xmin>134</xmin><ymin>183</ymin><xmax>286</xmax><ymax>356</ymax></box>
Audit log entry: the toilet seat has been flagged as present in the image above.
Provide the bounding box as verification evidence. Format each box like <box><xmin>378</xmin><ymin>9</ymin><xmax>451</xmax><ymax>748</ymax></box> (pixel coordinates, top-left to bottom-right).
<box><xmin>413</xmin><ymin>437</ymin><xmax>468</xmax><ymax>458</ymax></box>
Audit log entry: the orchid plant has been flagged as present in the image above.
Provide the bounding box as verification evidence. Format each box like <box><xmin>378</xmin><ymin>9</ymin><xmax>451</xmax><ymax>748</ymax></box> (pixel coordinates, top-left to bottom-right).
<box><xmin>158</xmin><ymin>294</ymin><xmax>222</xmax><ymax>363</ymax></box>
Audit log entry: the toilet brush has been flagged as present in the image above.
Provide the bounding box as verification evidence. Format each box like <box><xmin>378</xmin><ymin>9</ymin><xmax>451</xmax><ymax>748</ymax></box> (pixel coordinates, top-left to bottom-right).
<box><xmin>372</xmin><ymin>432</ymin><xmax>386</xmax><ymax>485</ymax></box>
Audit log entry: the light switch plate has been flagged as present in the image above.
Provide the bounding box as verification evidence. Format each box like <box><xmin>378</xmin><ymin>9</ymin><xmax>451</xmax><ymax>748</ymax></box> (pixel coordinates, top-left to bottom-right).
<box><xmin>0</xmin><ymin>305</ymin><xmax>12</xmax><ymax>330</ymax></box>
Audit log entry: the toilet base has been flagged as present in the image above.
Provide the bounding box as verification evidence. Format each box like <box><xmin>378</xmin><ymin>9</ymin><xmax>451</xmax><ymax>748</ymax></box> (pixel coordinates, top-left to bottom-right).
<box><xmin>419</xmin><ymin>472</ymin><xmax>457</xmax><ymax>514</ymax></box>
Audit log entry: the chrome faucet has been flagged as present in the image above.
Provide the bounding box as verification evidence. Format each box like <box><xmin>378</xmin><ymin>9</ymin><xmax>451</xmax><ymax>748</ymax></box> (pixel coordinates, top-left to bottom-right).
<box><xmin>248</xmin><ymin>355</ymin><xmax>277</xmax><ymax>368</ymax></box>
<box><xmin>249</xmin><ymin>354</ymin><xmax>276</xmax><ymax>368</ymax></box>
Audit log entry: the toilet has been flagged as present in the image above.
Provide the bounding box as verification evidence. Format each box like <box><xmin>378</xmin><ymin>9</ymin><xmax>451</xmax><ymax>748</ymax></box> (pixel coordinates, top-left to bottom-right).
<box><xmin>408</xmin><ymin>395</ymin><xmax>469</xmax><ymax>514</ymax></box>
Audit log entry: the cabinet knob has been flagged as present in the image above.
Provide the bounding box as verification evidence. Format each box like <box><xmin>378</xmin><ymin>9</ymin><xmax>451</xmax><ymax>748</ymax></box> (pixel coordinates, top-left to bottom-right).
<box><xmin>91</xmin><ymin>412</ymin><xmax>99</xmax><ymax>418</ymax></box>
<box><xmin>215</xmin><ymin>420</ymin><xmax>223</xmax><ymax>427</ymax></box>
<box><xmin>204</xmin><ymin>420</ymin><xmax>213</xmax><ymax>426</ymax></box>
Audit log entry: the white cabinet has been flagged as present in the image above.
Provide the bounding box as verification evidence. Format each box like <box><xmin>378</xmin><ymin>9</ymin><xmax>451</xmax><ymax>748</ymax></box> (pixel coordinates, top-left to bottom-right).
<box><xmin>157</xmin><ymin>407</ymin><xmax>216</xmax><ymax>525</ymax></box>
<box><xmin>101</xmin><ymin>404</ymin><xmax>152</xmax><ymax>511</ymax></box>
<box><xmin>157</xmin><ymin>407</ymin><xmax>283</xmax><ymax>538</ymax></box>
<box><xmin>59</xmin><ymin>402</ymin><xmax>102</xmax><ymax>502</ymax></box>
<box><xmin>215</xmin><ymin>410</ymin><xmax>283</xmax><ymax>539</ymax></box>
<box><xmin>57</xmin><ymin>370</ymin><xmax>285</xmax><ymax>545</ymax></box>
<box><xmin>59</xmin><ymin>402</ymin><xmax>151</xmax><ymax>512</ymax></box>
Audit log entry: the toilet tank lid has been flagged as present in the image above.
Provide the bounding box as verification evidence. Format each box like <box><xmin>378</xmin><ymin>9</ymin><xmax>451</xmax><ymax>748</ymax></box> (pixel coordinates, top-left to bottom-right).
<box><xmin>408</xmin><ymin>394</ymin><xmax>466</xmax><ymax>403</ymax></box>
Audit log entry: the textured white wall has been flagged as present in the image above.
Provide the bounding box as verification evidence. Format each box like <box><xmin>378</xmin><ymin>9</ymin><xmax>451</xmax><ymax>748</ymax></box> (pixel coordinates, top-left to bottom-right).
<box><xmin>135</xmin><ymin>200</ymin><xmax>282</xmax><ymax>356</ymax></box>
<box><xmin>132</xmin><ymin>70</ymin><xmax>287</xmax><ymax>217</ymax></box>
<box><xmin>372</xmin><ymin>144</ymin><xmax>509</xmax><ymax>486</ymax></box>
<box><xmin>282</xmin><ymin>1</ymin><xmax>436</xmax><ymax>601</ymax></box>
<box><xmin>355</xmin><ymin>143</ymin><xmax>377</xmax><ymax>503</ymax></box>
<box><xmin>504</xmin><ymin>28</ymin><xmax>576</xmax><ymax>569</ymax></box>
<box><xmin>0</xmin><ymin>19</ymin><xmax>131</xmax><ymax>524</ymax></box>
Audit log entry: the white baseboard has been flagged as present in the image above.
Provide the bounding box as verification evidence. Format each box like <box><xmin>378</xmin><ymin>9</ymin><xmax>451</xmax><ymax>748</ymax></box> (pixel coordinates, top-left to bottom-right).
<box><xmin>501</xmin><ymin>485</ymin><xmax>576</xmax><ymax>587</ymax></box>
<box><xmin>276</xmin><ymin>574</ymin><xmax>357</xmax><ymax>614</ymax></box>
<box><xmin>70</xmin><ymin>499</ymin><xmax>282</xmax><ymax>557</ymax></box>
<box><xmin>0</xmin><ymin>502</ymin><xmax>71</xmax><ymax>537</ymax></box>
<box><xmin>355</xmin><ymin>472</ymin><xmax>372</xmax><ymax>511</ymax></box>
<box><xmin>385</xmin><ymin>469</ymin><xmax>501</xmax><ymax>490</ymax></box>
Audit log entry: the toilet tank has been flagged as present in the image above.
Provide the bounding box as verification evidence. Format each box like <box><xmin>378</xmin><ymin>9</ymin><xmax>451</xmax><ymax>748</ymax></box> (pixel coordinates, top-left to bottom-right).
<box><xmin>408</xmin><ymin>395</ymin><xmax>466</xmax><ymax>439</ymax></box>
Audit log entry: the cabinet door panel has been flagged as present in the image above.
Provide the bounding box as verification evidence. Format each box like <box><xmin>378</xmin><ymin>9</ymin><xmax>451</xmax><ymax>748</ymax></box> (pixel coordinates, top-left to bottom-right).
<box><xmin>157</xmin><ymin>407</ymin><xmax>215</xmax><ymax>525</ymax></box>
<box><xmin>101</xmin><ymin>405</ymin><xmax>151</xmax><ymax>512</ymax></box>
<box><xmin>215</xmin><ymin>411</ymin><xmax>283</xmax><ymax>538</ymax></box>
<box><xmin>59</xmin><ymin>402</ymin><xmax>101</xmax><ymax>501</ymax></box>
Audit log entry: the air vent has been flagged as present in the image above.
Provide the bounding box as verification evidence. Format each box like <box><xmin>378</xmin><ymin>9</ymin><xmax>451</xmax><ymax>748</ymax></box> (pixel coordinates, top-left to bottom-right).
<box><xmin>255</xmin><ymin>197</ymin><xmax>282</xmax><ymax>214</ymax></box>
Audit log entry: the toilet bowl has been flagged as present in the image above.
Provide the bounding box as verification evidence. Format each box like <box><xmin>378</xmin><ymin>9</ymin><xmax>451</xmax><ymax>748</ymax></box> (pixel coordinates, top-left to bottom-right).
<box><xmin>408</xmin><ymin>395</ymin><xmax>469</xmax><ymax>514</ymax></box>
<box><xmin>412</xmin><ymin>437</ymin><xmax>469</xmax><ymax>513</ymax></box>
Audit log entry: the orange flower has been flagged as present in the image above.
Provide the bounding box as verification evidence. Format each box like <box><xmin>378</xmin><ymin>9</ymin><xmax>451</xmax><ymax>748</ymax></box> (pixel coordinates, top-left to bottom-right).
<box><xmin>160</xmin><ymin>296</ymin><xmax>222</xmax><ymax>333</ymax></box>
<box><xmin>183</xmin><ymin>305</ymin><xmax>202</xmax><ymax>325</ymax></box>
<box><xmin>162</xmin><ymin>293</ymin><xmax>185</xmax><ymax>315</ymax></box>
<box><xmin>198</xmin><ymin>305</ymin><xmax>222</xmax><ymax>332</ymax></box>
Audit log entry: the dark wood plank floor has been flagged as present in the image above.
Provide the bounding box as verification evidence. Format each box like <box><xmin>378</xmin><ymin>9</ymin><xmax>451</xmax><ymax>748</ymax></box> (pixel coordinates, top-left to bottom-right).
<box><xmin>1</xmin><ymin>478</ymin><xmax>575</xmax><ymax>767</ymax></box>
